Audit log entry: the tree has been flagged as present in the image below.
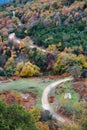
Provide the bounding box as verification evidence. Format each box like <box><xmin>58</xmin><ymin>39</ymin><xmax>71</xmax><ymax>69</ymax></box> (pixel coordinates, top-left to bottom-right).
<box><xmin>0</xmin><ymin>100</ymin><xmax>38</xmax><ymax>130</ymax></box>
<box><xmin>30</xmin><ymin>108</ymin><xmax>41</xmax><ymax>122</ymax></box>
<box><xmin>67</xmin><ymin>64</ymin><xmax>82</xmax><ymax>80</ymax></box>
<box><xmin>14</xmin><ymin>61</ymin><xmax>24</xmax><ymax>76</ymax></box>
<box><xmin>81</xmin><ymin>69</ymin><xmax>87</xmax><ymax>78</ymax></box>
<box><xmin>4</xmin><ymin>57</ymin><xmax>16</xmax><ymax>76</ymax></box>
<box><xmin>28</xmin><ymin>49</ymin><xmax>47</xmax><ymax>72</ymax></box>
<box><xmin>54</xmin><ymin>52</ymin><xmax>83</xmax><ymax>76</ymax></box>
<box><xmin>0</xmin><ymin>67</ymin><xmax>4</xmax><ymax>76</ymax></box>
<box><xmin>20</xmin><ymin>61</ymin><xmax>40</xmax><ymax>77</ymax></box>
<box><xmin>0</xmin><ymin>55</ymin><xmax>7</xmax><ymax>68</ymax></box>
<box><xmin>78</xmin><ymin>55</ymin><xmax>87</xmax><ymax>69</ymax></box>
<box><xmin>4</xmin><ymin>57</ymin><xmax>15</xmax><ymax>70</ymax></box>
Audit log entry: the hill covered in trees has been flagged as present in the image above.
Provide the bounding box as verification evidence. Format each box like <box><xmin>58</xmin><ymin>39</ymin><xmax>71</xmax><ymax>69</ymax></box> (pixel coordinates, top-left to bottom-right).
<box><xmin>0</xmin><ymin>0</ymin><xmax>87</xmax><ymax>78</ymax></box>
<box><xmin>0</xmin><ymin>1</ymin><xmax>87</xmax><ymax>129</ymax></box>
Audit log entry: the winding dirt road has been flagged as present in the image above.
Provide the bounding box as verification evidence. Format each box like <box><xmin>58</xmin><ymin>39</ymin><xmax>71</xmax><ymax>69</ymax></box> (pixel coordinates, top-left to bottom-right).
<box><xmin>42</xmin><ymin>77</ymin><xmax>73</xmax><ymax>123</ymax></box>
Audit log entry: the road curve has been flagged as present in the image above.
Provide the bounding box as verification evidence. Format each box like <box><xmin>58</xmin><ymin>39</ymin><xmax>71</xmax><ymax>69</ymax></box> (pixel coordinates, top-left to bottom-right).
<box><xmin>42</xmin><ymin>77</ymin><xmax>73</xmax><ymax>123</ymax></box>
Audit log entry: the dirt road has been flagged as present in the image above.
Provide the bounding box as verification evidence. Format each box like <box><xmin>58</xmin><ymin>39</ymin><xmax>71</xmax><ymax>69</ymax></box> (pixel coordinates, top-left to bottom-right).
<box><xmin>42</xmin><ymin>77</ymin><xmax>73</xmax><ymax>122</ymax></box>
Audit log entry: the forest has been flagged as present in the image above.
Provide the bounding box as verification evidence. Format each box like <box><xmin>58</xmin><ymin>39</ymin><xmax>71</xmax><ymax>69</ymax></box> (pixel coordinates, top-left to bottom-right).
<box><xmin>0</xmin><ymin>0</ymin><xmax>87</xmax><ymax>130</ymax></box>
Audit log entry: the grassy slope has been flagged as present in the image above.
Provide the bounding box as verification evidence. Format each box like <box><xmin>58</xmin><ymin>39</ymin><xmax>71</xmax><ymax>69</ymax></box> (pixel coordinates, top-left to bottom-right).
<box><xmin>60</xmin><ymin>81</ymin><xmax>80</xmax><ymax>104</ymax></box>
<box><xmin>49</xmin><ymin>81</ymin><xmax>81</xmax><ymax>114</ymax></box>
<box><xmin>56</xmin><ymin>81</ymin><xmax>81</xmax><ymax>114</ymax></box>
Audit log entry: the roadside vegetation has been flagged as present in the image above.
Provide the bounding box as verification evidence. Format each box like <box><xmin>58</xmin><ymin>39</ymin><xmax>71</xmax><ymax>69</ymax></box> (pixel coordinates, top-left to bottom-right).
<box><xmin>49</xmin><ymin>81</ymin><xmax>82</xmax><ymax>117</ymax></box>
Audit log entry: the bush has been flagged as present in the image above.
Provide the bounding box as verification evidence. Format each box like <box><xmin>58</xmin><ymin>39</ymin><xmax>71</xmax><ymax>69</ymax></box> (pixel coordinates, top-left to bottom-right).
<box><xmin>5</xmin><ymin>68</ymin><xmax>14</xmax><ymax>77</ymax></box>
<box><xmin>30</xmin><ymin>108</ymin><xmax>41</xmax><ymax>122</ymax></box>
<box><xmin>81</xmin><ymin>69</ymin><xmax>87</xmax><ymax>78</ymax></box>
<box><xmin>52</xmin><ymin>2</ymin><xmax>58</xmax><ymax>9</ymax></box>
<box><xmin>0</xmin><ymin>67</ymin><xmax>4</xmax><ymax>76</ymax></box>
<box><xmin>40</xmin><ymin>110</ymin><xmax>52</xmax><ymax>122</ymax></box>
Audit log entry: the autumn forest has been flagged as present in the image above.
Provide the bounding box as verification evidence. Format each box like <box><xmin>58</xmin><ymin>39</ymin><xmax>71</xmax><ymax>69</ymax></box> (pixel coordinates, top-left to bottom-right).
<box><xmin>0</xmin><ymin>0</ymin><xmax>87</xmax><ymax>130</ymax></box>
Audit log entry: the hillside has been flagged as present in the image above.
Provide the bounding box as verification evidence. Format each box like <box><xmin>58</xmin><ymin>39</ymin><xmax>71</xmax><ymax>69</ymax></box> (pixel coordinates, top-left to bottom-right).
<box><xmin>0</xmin><ymin>1</ymin><xmax>87</xmax><ymax>130</ymax></box>
<box><xmin>0</xmin><ymin>0</ymin><xmax>87</xmax><ymax>77</ymax></box>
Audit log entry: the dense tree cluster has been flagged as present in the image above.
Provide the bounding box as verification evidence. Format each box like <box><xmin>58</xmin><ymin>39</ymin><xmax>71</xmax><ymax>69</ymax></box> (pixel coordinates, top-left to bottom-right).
<box><xmin>0</xmin><ymin>0</ymin><xmax>87</xmax><ymax>78</ymax></box>
<box><xmin>0</xmin><ymin>0</ymin><xmax>87</xmax><ymax>130</ymax></box>
<box><xmin>0</xmin><ymin>100</ymin><xmax>38</xmax><ymax>130</ymax></box>
<box><xmin>54</xmin><ymin>52</ymin><xmax>87</xmax><ymax>77</ymax></box>
<box><xmin>27</xmin><ymin>22</ymin><xmax>87</xmax><ymax>52</ymax></box>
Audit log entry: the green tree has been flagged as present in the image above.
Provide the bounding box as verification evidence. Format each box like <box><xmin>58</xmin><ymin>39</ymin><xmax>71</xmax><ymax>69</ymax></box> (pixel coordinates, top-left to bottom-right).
<box><xmin>0</xmin><ymin>100</ymin><xmax>38</xmax><ymax>130</ymax></box>
<box><xmin>4</xmin><ymin>57</ymin><xmax>16</xmax><ymax>76</ymax></box>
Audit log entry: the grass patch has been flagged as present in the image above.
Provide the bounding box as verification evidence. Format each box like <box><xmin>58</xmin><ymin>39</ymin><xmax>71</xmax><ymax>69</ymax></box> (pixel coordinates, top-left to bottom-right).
<box><xmin>57</xmin><ymin>81</ymin><xmax>82</xmax><ymax>116</ymax></box>
<box><xmin>59</xmin><ymin>81</ymin><xmax>80</xmax><ymax>104</ymax></box>
<box><xmin>0</xmin><ymin>78</ymin><xmax>55</xmax><ymax>108</ymax></box>
<box><xmin>50</xmin><ymin>81</ymin><xmax>82</xmax><ymax>116</ymax></box>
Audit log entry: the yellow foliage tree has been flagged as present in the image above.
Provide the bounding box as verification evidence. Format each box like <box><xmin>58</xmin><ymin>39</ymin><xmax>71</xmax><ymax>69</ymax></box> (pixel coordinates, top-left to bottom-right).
<box><xmin>78</xmin><ymin>55</ymin><xmax>87</xmax><ymax>69</ymax></box>
<box><xmin>5</xmin><ymin>57</ymin><xmax>15</xmax><ymax>70</ymax></box>
<box><xmin>54</xmin><ymin>52</ymin><xmax>82</xmax><ymax>75</ymax></box>
<box><xmin>46</xmin><ymin>44</ymin><xmax>57</xmax><ymax>53</ymax></box>
<box><xmin>30</xmin><ymin>108</ymin><xmax>41</xmax><ymax>122</ymax></box>
<box><xmin>14</xmin><ymin>61</ymin><xmax>24</xmax><ymax>76</ymax></box>
<box><xmin>20</xmin><ymin>61</ymin><xmax>40</xmax><ymax>77</ymax></box>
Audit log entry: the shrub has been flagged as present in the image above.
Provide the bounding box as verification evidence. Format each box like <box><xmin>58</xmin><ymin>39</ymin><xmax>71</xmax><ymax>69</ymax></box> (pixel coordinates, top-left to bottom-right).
<box><xmin>14</xmin><ymin>61</ymin><xmax>24</xmax><ymax>76</ymax></box>
<box><xmin>36</xmin><ymin>122</ymin><xmax>49</xmax><ymax>130</ymax></box>
<box><xmin>5</xmin><ymin>68</ymin><xmax>14</xmax><ymax>76</ymax></box>
<box><xmin>81</xmin><ymin>69</ymin><xmax>87</xmax><ymax>78</ymax></box>
<box><xmin>4</xmin><ymin>57</ymin><xmax>16</xmax><ymax>71</ymax></box>
<box><xmin>0</xmin><ymin>67</ymin><xmax>4</xmax><ymax>76</ymax></box>
<box><xmin>40</xmin><ymin>110</ymin><xmax>52</xmax><ymax>122</ymax></box>
<box><xmin>52</xmin><ymin>2</ymin><xmax>58</xmax><ymax>9</ymax></box>
<box><xmin>30</xmin><ymin>108</ymin><xmax>41</xmax><ymax>122</ymax></box>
